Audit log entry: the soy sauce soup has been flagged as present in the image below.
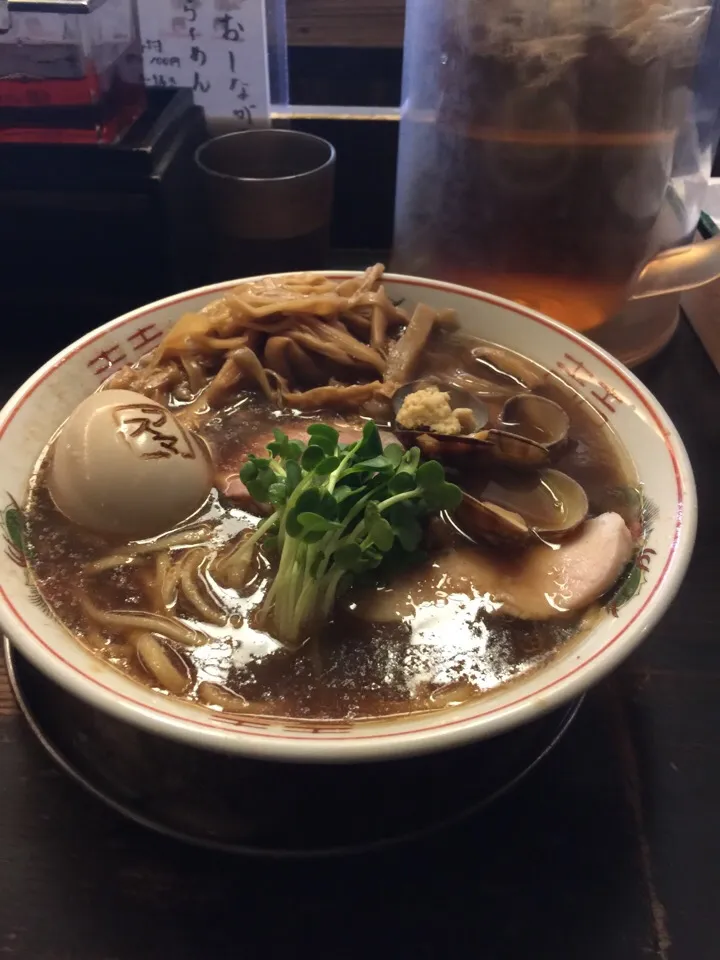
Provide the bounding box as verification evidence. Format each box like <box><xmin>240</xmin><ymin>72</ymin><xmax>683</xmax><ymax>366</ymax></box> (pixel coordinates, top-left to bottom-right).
<box><xmin>25</xmin><ymin>321</ymin><xmax>638</xmax><ymax>723</ymax></box>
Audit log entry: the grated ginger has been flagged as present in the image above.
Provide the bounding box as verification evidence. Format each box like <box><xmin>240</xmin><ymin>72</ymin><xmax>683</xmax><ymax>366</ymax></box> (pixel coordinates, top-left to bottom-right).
<box><xmin>396</xmin><ymin>385</ymin><xmax>476</xmax><ymax>435</ymax></box>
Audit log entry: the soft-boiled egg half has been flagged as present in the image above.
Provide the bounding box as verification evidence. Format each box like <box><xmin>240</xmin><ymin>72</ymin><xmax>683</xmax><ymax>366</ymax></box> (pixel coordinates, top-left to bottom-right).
<box><xmin>48</xmin><ymin>389</ymin><xmax>214</xmax><ymax>538</ymax></box>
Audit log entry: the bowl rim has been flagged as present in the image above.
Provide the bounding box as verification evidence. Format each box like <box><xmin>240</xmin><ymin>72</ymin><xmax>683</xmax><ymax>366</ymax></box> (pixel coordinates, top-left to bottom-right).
<box><xmin>0</xmin><ymin>272</ymin><xmax>697</xmax><ymax>762</ymax></box>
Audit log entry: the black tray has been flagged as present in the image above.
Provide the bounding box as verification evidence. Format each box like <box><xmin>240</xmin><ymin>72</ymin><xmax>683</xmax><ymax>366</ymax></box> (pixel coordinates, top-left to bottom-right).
<box><xmin>5</xmin><ymin>638</ymin><xmax>582</xmax><ymax>858</ymax></box>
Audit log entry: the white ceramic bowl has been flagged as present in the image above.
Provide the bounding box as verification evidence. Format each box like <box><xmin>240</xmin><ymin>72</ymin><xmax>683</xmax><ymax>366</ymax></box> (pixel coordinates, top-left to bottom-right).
<box><xmin>0</xmin><ymin>273</ymin><xmax>696</xmax><ymax>763</ymax></box>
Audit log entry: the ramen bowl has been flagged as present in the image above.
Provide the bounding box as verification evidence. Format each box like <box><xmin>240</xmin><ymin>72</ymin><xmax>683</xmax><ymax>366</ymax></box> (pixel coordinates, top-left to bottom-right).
<box><xmin>0</xmin><ymin>273</ymin><xmax>696</xmax><ymax>771</ymax></box>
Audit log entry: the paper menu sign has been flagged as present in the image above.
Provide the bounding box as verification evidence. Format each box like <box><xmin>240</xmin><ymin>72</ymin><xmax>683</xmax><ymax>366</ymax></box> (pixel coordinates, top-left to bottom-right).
<box><xmin>138</xmin><ymin>0</ymin><xmax>270</xmax><ymax>126</ymax></box>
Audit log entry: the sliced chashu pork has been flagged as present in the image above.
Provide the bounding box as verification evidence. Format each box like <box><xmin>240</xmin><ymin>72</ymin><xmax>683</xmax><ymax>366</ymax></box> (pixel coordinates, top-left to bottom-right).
<box><xmin>355</xmin><ymin>512</ymin><xmax>633</xmax><ymax>622</ymax></box>
<box><xmin>219</xmin><ymin>420</ymin><xmax>396</xmax><ymax>505</ymax></box>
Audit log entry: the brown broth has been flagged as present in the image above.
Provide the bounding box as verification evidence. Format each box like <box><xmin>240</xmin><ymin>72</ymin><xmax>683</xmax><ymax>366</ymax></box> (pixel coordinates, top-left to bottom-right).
<box><xmin>24</xmin><ymin>333</ymin><xmax>639</xmax><ymax>723</ymax></box>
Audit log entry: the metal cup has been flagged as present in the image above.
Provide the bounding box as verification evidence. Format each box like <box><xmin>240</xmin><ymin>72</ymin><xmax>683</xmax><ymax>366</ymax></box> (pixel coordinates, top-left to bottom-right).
<box><xmin>195</xmin><ymin>129</ymin><xmax>336</xmax><ymax>281</ymax></box>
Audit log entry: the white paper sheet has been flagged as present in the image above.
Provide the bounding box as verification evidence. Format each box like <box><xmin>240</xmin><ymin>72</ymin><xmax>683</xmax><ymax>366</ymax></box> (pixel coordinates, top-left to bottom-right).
<box><xmin>138</xmin><ymin>0</ymin><xmax>270</xmax><ymax>126</ymax></box>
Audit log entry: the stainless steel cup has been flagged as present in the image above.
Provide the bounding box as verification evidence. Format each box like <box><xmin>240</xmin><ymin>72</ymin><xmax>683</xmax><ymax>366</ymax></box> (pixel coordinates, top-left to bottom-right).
<box><xmin>195</xmin><ymin>129</ymin><xmax>336</xmax><ymax>281</ymax></box>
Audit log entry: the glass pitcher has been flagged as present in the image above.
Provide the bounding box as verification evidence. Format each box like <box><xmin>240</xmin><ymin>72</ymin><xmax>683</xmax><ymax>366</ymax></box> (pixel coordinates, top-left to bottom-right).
<box><xmin>392</xmin><ymin>0</ymin><xmax>720</xmax><ymax>362</ymax></box>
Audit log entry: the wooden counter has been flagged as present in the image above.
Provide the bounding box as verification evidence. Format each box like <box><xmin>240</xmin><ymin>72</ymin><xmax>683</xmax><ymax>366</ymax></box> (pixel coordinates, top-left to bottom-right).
<box><xmin>287</xmin><ymin>0</ymin><xmax>406</xmax><ymax>48</ymax></box>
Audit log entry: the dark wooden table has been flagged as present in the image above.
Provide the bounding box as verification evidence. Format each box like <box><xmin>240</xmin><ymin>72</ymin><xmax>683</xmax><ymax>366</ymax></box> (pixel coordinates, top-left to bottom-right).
<box><xmin>0</xmin><ymin>314</ymin><xmax>718</xmax><ymax>960</ymax></box>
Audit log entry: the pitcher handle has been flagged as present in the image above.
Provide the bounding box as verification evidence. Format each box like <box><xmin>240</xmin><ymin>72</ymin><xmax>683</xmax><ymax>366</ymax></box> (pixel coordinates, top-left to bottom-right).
<box><xmin>631</xmin><ymin>230</ymin><xmax>720</xmax><ymax>300</ymax></box>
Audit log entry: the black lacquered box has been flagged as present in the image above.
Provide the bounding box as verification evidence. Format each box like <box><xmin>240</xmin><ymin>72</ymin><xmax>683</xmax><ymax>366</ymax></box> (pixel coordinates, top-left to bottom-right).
<box><xmin>0</xmin><ymin>88</ymin><xmax>208</xmax><ymax>348</ymax></box>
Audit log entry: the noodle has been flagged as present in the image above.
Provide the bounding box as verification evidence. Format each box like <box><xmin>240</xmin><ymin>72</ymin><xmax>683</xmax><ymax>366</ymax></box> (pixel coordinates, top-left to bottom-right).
<box><xmin>225</xmin><ymin>291</ymin><xmax>351</xmax><ymax>321</ymax></box>
<box><xmin>229</xmin><ymin>347</ymin><xmax>277</xmax><ymax>400</ymax></box>
<box><xmin>197</xmin><ymin>681</ymin><xmax>252</xmax><ymax>713</ymax></box>
<box><xmin>180</xmin><ymin>354</ymin><xmax>208</xmax><ymax>394</ymax></box>
<box><xmin>154</xmin><ymin>551</ymin><xmax>177</xmax><ymax>611</ymax></box>
<box><xmin>133</xmin><ymin>631</ymin><xmax>190</xmax><ymax>695</ymax></box>
<box><xmin>78</xmin><ymin>593</ymin><xmax>203</xmax><ymax>646</ymax></box>
<box><xmin>355</xmin><ymin>288</ymin><xmax>409</xmax><ymax>324</ymax></box>
<box><xmin>162</xmin><ymin>566</ymin><xmax>181</xmax><ymax>610</ymax></box>
<box><xmin>385</xmin><ymin>303</ymin><xmax>440</xmax><ymax>385</ymax></box>
<box><xmin>223</xmin><ymin>317</ymin><xmax>300</xmax><ymax>335</ymax></box>
<box><xmin>204</xmin><ymin>336</ymin><xmax>249</xmax><ymax>351</ymax></box>
<box><xmin>298</xmin><ymin>318</ymin><xmax>386</xmax><ymax>373</ymax></box>
<box><xmin>179</xmin><ymin>549</ymin><xmax>227</xmax><ymax>625</ymax></box>
<box><xmin>282</xmin><ymin>381</ymin><xmax>384</xmax><ymax>410</ymax></box>
<box><xmin>340</xmin><ymin>310</ymin><xmax>372</xmax><ymax>340</ymax></box>
<box><xmin>263</xmin><ymin>336</ymin><xmax>294</xmax><ymax>380</ymax></box>
<box><xmin>84</xmin><ymin>526</ymin><xmax>212</xmax><ymax>574</ymax></box>
<box><xmin>286</xmin><ymin>329</ymin><xmax>366</xmax><ymax>370</ymax></box>
<box><xmin>200</xmin><ymin>355</ymin><xmax>243</xmax><ymax>408</ymax></box>
<box><xmin>116</xmin><ymin>264</ymin><xmax>432</xmax><ymax>415</ymax></box>
<box><xmin>286</xmin><ymin>339</ymin><xmax>324</xmax><ymax>384</ymax></box>
<box><xmin>211</xmin><ymin>539</ymin><xmax>256</xmax><ymax>590</ymax></box>
<box><xmin>370</xmin><ymin>304</ymin><xmax>387</xmax><ymax>353</ymax></box>
<box><xmin>83</xmin><ymin>625</ymin><xmax>108</xmax><ymax>650</ymax></box>
<box><xmin>137</xmin><ymin>565</ymin><xmax>158</xmax><ymax>608</ymax></box>
<box><xmin>143</xmin><ymin>363</ymin><xmax>183</xmax><ymax>393</ymax></box>
<box><xmin>337</xmin><ymin>261</ymin><xmax>384</xmax><ymax>297</ymax></box>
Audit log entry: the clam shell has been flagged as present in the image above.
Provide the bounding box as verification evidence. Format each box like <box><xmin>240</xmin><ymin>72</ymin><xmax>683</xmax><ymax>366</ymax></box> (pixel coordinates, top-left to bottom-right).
<box><xmin>471</xmin><ymin>343</ymin><xmax>545</xmax><ymax>390</ymax></box>
<box><xmin>498</xmin><ymin>395</ymin><xmax>570</xmax><ymax>451</ymax></box>
<box><xmin>456</xmin><ymin>468</ymin><xmax>589</xmax><ymax>545</ymax></box>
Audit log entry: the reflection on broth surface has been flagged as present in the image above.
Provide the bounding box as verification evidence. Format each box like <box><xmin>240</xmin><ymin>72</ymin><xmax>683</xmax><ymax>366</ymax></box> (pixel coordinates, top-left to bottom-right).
<box><xmin>24</xmin><ymin>267</ymin><xmax>639</xmax><ymax>722</ymax></box>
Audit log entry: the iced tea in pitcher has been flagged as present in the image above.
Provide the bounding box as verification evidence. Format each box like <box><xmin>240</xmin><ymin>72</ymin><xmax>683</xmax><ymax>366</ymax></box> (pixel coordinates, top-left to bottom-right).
<box><xmin>392</xmin><ymin>0</ymin><xmax>713</xmax><ymax>331</ymax></box>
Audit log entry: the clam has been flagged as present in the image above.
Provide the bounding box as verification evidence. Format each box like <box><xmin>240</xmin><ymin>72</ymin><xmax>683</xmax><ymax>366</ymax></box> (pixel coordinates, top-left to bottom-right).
<box><xmin>446</xmin><ymin>369</ymin><xmax>520</xmax><ymax>401</ymax></box>
<box><xmin>455</xmin><ymin>498</ymin><xmax>530</xmax><ymax>544</ymax></box>
<box><xmin>483</xmin><ymin>429</ymin><xmax>550</xmax><ymax>467</ymax></box>
<box><xmin>392</xmin><ymin>379</ymin><xmax>490</xmax><ymax>453</ymax></box>
<box><xmin>471</xmin><ymin>342</ymin><xmax>545</xmax><ymax>390</ymax></box>
<box><xmin>472</xmin><ymin>396</ymin><xmax>570</xmax><ymax>467</ymax></box>
<box><xmin>455</xmin><ymin>468</ymin><xmax>589</xmax><ymax>546</ymax></box>
<box><xmin>497</xmin><ymin>395</ymin><xmax>570</xmax><ymax>453</ymax></box>
<box><xmin>392</xmin><ymin>379</ymin><xmax>569</xmax><ymax>469</ymax></box>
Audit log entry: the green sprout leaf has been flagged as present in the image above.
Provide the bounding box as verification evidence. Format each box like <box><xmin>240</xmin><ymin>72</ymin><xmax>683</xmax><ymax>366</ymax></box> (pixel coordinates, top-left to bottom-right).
<box><xmin>383</xmin><ymin>443</ymin><xmax>404</xmax><ymax>468</ymax></box>
<box><xmin>301</xmin><ymin>444</ymin><xmax>326</xmax><ymax>471</ymax></box>
<box><xmin>306</xmin><ymin>423</ymin><xmax>340</xmax><ymax>454</ymax></box>
<box><xmin>268</xmin><ymin>482</ymin><xmax>288</xmax><ymax>506</ymax></box>
<box><xmin>352</xmin><ymin>420</ymin><xmax>383</xmax><ymax>461</ymax></box>
<box><xmin>423</xmin><ymin>481</ymin><xmax>464</xmax><ymax>512</ymax></box>
<box><xmin>240</xmin><ymin>461</ymin><xmax>258</xmax><ymax>483</ymax></box>
<box><xmin>388</xmin><ymin>470</ymin><xmax>416</xmax><ymax>494</ymax></box>
<box><xmin>315</xmin><ymin>456</ymin><xmax>342</xmax><ymax>476</ymax></box>
<box><xmin>417</xmin><ymin>459</ymin><xmax>445</xmax><ymax>491</ymax></box>
<box><xmin>285</xmin><ymin>460</ymin><xmax>302</xmax><ymax>493</ymax></box>
<box><xmin>334</xmin><ymin>543</ymin><xmax>364</xmax><ymax>571</ymax></box>
<box><xmin>369</xmin><ymin>516</ymin><xmax>394</xmax><ymax>552</ymax></box>
<box><xmin>297</xmin><ymin>512</ymin><xmax>341</xmax><ymax>534</ymax></box>
<box><xmin>232</xmin><ymin>419</ymin><xmax>462</xmax><ymax>646</ymax></box>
